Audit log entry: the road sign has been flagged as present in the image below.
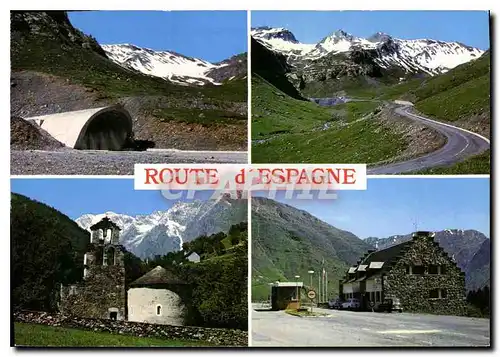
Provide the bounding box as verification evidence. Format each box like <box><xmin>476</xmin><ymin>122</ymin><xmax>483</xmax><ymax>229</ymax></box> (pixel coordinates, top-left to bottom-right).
<box><xmin>307</xmin><ymin>290</ymin><xmax>316</xmax><ymax>300</ymax></box>
<box><xmin>369</xmin><ymin>301</ymin><xmax>375</xmax><ymax>308</ymax></box>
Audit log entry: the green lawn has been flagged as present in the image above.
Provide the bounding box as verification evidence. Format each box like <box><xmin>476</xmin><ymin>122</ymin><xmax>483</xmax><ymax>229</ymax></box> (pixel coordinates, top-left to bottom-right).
<box><xmin>415</xmin><ymin>150</ymin><xmax>491</xmax><ymax>175</ymax></box>
<box><xmin>14</xmin><ymin>323</ymin><xmax>213</xmax><ymax>347</ymax></box>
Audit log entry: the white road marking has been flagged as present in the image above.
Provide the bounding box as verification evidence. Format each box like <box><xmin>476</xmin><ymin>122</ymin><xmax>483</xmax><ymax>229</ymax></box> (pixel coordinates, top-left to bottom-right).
<box><xmin>378</xmin><ymin>329</ymin><xmax>442</xmax><ymax>334</ymax></box>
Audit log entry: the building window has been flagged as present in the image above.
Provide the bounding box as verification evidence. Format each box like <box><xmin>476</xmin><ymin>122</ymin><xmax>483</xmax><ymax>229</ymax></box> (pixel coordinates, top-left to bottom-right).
<box><xmin>429</xmin><ymin>289</ymin><xmax>447</xmax><ymax>299</ymax></box>
<box><xmin>405</xmin><ymin>265</ymin><xmax>410</xmax><ymax>274</ymax></box>
<box><xmin>441</xmin><ymin>266</ymin><xmax>447</xmax><ymax>275</ymax></box>
<box><xmin>412</xmin><ymin>265</ymin><xmax>425</xmax><ymax>275</ymax></box>
<box><xmin>156</xmin><ymin>305</ymin><xmax>162</xmax><ymax>316</ymax></box>
<box><xmin>428</xmin><ymin>265</ymin><xmax>439</xmax><ymax>275</ymax></box>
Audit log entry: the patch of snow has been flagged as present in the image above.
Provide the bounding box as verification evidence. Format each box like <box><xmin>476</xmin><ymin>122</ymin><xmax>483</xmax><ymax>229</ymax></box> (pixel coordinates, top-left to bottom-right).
<box><xmin>102</xmin><ymin>44</ymin><xmax>227</xmax><ymax>86</ymax></box>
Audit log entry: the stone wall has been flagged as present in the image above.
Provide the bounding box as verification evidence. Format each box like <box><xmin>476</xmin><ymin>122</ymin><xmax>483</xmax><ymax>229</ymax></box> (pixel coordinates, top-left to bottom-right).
<box><xmin>14</xmin><ymin>310</ymin><xmax>248</xmax><ymax>347</ymax></box>
<box><xmin>384</xmin><ymin>236</ymin><xmax>466</xmax><ymax>315</ymax></box>
<box><xmin>128</xmin><ymin>287</ymin><xmax>185</xmax><ymax>326</ymax></box>
<box><xmin>60</xmin><ymin>265</ymin><xmax>126</xmax><ymax>320</ymax></box>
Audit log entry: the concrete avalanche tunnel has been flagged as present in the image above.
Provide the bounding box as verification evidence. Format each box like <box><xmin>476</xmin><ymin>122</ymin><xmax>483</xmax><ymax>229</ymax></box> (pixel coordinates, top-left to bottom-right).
<box><xmin>27</xmin><ymin>106</ymin><xmax>133</xmax><ymax>150</ymax></box>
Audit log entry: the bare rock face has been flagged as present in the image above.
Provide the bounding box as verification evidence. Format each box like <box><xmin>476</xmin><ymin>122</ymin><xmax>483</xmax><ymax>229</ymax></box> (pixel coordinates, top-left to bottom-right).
<box><xmin>11</xmin><ymin>116</ymin><xmax>65</xmax><ymax>150</ymax></box>
<box><xmin>10</xmin><ymin>11</ymin><xmax>107</xmax><ymax>58</ymax></box>
<box><xmin>206</xmin><ymin>53</ymin><xmax>247</xmax><ymax>83</ymax></box>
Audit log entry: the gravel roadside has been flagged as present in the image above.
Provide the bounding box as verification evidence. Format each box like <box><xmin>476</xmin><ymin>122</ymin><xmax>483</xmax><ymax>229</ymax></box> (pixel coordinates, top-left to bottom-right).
<box><xmin>11</xmin><ymin>150</ymin><xmax>247</xmax><ymax>175</ymax></box>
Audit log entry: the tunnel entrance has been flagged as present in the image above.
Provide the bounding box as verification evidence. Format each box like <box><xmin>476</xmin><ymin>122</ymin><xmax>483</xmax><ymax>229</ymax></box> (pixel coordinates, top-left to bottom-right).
<box><xmin>75</xmin><ymin>109</ymin><xmax>133</xmax><ymax>150</ymax></box>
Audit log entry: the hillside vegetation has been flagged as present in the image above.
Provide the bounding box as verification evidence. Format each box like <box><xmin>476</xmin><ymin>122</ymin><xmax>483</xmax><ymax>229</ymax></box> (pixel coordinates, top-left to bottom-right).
<box><xmin>381</xmin><ymin>52</ymin><xmax>490</xmax><ymax>125</ymax></box>
<box><xmin>147</xmin><ymin>223</ymin><xmax>248</xmax><ymax>330</ymax></box>
<box><xmin>11</xmin><ymin>193</ymin><xmax>89</xmax><ymax>311</ymax></box>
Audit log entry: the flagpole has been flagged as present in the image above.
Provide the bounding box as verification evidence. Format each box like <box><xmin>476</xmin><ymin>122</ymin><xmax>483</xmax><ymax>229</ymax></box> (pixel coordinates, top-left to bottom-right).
<box><xmin>318</xmin><ymin>273</ymin><xmax>321</xmax><ymax>304</ymax></box>
<box><xmin>326</xmin><ymin>271</ymin><xmax>328</xmax><ymax>301</ymax></box>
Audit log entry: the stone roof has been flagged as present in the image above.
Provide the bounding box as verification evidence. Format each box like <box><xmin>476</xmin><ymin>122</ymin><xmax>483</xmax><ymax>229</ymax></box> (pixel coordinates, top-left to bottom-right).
<box><xmin>129</xmin><ymin>266</ymin><xmax>186</xmax><ymax>287</ymax></box>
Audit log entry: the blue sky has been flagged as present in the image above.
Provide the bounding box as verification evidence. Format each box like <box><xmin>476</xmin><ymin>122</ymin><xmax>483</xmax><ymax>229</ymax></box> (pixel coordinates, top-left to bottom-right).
<box><xmin>68</xmin><ymin>11</ymin><xmax>247</xmax><ymax>63</ymax></box>
<box><xmin>11</xmin><ymin>179</ymin><xmax>216</xmax><ymax>220</ymax></box>
<box><xmin>252</xmin><ymin>11</ymin><xmax>490</xmax><ymax>50</ymax></box>
<box><xmin>254</xmin><ymin>178</ymin><xmax>490</xmax><ymax>239</ymax></box>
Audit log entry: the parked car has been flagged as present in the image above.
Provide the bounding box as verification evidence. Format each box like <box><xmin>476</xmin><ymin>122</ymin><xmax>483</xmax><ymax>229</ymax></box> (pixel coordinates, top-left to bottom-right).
<box><xmin>341</xmin><ymin>298</ymin><xmax>361</xmax><ymax>310</ymax></box>
<box><xmin>328</xmin><ymin>298</ymin><xmax>344</xmax><ymax>309</ymax></box>
<box><xmin>376</xmin><ymin>298</ymin><xmax>403</xmax><ymax>313</ymax></box>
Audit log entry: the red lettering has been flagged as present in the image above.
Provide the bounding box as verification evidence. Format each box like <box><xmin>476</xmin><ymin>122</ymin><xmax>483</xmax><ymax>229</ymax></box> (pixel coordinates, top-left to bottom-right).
<box><xmin>343</xmin><ymin>168</ymin><xmax>357</xmax><ymax>184</ymax></box>
<box><xmin>144</xmin><ymin>168</ymin><xmax>159</xmax><ymax>184</ymax></box>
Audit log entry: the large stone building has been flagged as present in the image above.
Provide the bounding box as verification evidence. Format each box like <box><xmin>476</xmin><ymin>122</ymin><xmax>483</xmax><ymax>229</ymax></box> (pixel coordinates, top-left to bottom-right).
<box><xmin>128</xmin><ymin>266</ymin><xmax>188</xmax><ymax>326</ymax></box>
<box><xmin>339</xmin><ymin>231</ymin><xmax>466</xmax><ymax>315</ymax></box>
<box><xmin>60</xmin><ymin>217</ymin><xmax>127</xmax><ymax>320</ymax></box>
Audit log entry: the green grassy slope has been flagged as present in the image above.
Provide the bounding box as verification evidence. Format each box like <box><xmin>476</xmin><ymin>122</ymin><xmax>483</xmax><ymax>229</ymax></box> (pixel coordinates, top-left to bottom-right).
<box><xmin>14</xmin><ymin>323</ymin><xmax>212</xmax><ymax>347</ymax></box>
<box><xmin>252</xmin><ymin>76</ymin><xmax>407</xmax><ymax>163</ymax></box>
<box><xmin>252</xmin><ymin>197</ymin><xmax>371</xmax><ymax>301</ymax></box>
<box><xmin>381</xmin><ymin>53</ymin><xmax>491</xmax><ymax>122</ymax></box>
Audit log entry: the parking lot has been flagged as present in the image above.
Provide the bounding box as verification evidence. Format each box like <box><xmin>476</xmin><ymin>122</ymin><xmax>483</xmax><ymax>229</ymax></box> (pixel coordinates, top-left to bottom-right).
<box><xmin>251</xmin><ymin>305</ymin><xmax>490</xmax><ymax>347</ymax></box>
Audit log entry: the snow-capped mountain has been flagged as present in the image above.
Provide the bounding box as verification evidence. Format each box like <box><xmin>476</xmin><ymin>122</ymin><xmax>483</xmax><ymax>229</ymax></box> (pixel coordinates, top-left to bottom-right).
<box><xmin>76</xmin><ymin>197</ymin><xmax>247</xmax><ymax>259</ymax></box>
<box><xmin>251</xmin><ymin>27</ymin><xmax>484</xmax><ymax>75</ymax></box>
<box><xmin>102</xmin><ymin>44</ymin><xmax>231</xmax><ymax>86</ymax></box>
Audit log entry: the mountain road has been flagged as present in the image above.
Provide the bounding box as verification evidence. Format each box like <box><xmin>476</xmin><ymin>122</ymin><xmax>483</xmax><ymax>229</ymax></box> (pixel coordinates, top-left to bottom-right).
<box><xmin>367</xmin><ymin>105</ymin><xmax>490</xmax><ymax>174</ymax></box>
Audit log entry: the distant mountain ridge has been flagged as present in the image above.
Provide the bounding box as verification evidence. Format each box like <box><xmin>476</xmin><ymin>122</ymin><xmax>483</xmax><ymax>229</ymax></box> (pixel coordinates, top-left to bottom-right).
<box><xmin>251</xmin><ymin>27</ymin><xmax>484</xmax><ymax>75</ymax></box>
<box><xmin>76</xmin><ymin>197</ymin><xmax>247</xmax><ymax>259</ymax></box>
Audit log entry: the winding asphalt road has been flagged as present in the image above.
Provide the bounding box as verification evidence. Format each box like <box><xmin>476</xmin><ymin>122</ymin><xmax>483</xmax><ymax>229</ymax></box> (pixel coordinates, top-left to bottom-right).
<box><xmin>367</xmin><ymin>104</ymin><xmax>490</xmax><ymax>174</ymax></box>
<box><xmin>252</xmin><ymin>307</ymin><xmax>490</xmax><ymax>347</ymax></box>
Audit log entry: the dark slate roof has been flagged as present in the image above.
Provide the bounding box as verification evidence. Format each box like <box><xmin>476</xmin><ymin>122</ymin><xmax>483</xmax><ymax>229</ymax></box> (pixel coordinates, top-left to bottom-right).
<box><xmin>129</xmin><ymin>266</ymin><xmax>186</xmax><ymax>287</ymax></box>
<box><xmin>90</xmin><ymin>217</ymin><xmax>121</xmax><ymax>231</ymax></box>
<box><xmin>361</xmin><ymin>241</ymin><xmax>413</xmax><ymax>268</ymax></box>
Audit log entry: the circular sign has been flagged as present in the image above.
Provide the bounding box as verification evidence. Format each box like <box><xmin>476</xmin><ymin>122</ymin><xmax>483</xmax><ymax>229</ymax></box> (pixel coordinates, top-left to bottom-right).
<box><xmin>307</xmin><ymin>290</ymin><xmax>316</xmax><ymax>299</ymax></box>
<box><xmin>369</xmin><ymin>301</ymin><xmax>375</xmax><ymax>308</ymax></box>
